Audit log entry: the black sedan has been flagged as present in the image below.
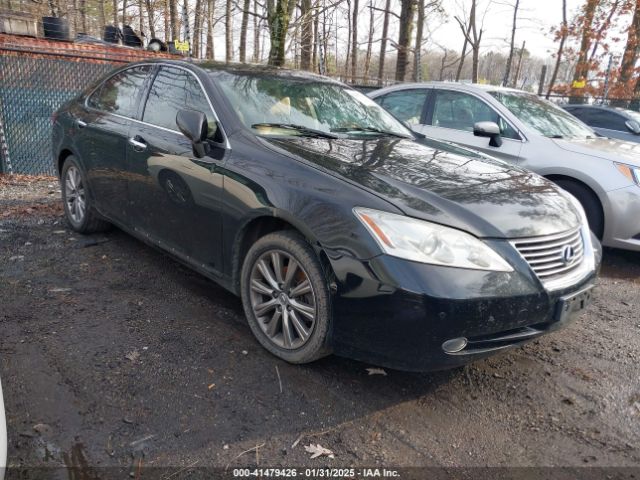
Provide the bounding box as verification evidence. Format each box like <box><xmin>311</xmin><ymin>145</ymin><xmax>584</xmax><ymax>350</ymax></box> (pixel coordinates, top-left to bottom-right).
<box><xmin>52</xmin><ymin>60</ymin><xmax>600</xmax><ymax>371</ymax></box>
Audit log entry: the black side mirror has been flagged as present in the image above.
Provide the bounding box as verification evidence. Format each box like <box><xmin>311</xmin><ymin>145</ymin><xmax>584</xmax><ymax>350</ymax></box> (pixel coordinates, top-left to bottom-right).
<box><xmin>176</xmin><ymin>109</ymin><xmax>210</xmax><ymax>158</ymax></box>
<box><xmin>626</xmin><ymin>120</ymin><xmax>640</xmax><ymax>135</ymax></box>
<box><xmin>473</xmin><ymin>121</ymin><xmax>503</xmax><ymax>147</ymax></box>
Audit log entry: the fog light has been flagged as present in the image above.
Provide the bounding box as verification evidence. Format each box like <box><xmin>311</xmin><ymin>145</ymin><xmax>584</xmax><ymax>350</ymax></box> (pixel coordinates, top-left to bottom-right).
<box><xmin>442</xmin><ymin>337</ymin><xmax>468</xmax><ymax>353</ymax></box>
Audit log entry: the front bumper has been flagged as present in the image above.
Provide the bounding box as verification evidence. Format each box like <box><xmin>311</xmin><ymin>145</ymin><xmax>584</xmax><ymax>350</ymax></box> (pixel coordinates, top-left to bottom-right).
<box><xmin>326</xmin><ymin>237</ymin><xmax>601</xmax><ymax>372</ymax></box>
<box><xmin>602</xmin><ymin>185</ymin><xmax>640</xmax><ymax>251</ymax></box>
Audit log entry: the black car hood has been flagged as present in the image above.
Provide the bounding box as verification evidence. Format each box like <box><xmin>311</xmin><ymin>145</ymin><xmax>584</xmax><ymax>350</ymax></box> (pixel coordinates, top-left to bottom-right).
<box><xmin>264</xmin><ymin>136</ymin><xmax>580</xmax><ymax>239</ymax></box>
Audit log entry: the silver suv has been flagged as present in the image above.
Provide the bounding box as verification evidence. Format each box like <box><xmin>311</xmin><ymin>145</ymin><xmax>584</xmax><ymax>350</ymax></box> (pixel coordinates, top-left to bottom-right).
<box><xmin>369</xmin><ymin>83</ymin><xmax>640</xmax><ymax>252</ymax></box>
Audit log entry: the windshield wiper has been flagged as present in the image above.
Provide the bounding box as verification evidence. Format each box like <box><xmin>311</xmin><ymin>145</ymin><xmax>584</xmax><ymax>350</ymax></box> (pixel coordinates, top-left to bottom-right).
<box><xmin>251</xmin><ymin>123</ymin><xmax>339</xmax><ymax>139</ymax></box>
<box><xmin>546</xmin><ymin>134</ymin><xmax>564</xmax><ymax>139</ymax></box>
<box><xmin>330</xmin><ymin>126</ymin><xmax>411</xmax><ymax>138</ymax></box>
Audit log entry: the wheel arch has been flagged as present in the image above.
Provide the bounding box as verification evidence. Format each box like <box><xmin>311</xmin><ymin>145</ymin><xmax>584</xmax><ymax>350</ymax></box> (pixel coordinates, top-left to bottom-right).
<box><xmin>544</xmin><ymin>173</ymin><xmax>605</xmax><ymax>234</ymax></box>
<box><xmin>57</xmin><ymin>148</ymin><xmax>75</xmax><ymax>176</ymax></box>
<box><xmin>231</xmin><ymin>213</ymin><xmax>333</xmax><ymax>295</ymax></box>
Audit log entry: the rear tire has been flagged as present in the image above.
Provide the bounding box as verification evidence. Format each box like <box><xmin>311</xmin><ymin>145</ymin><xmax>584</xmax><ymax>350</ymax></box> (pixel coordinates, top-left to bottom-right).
<box><xmin>554</xmin><ymin>180</ymin><xmax>604</xmax><ymax>239</ymax></box>
<box><xmin>240</xmin><ymin>230</ymin><xmax>332</xmax><ymax>364</ymax></box>
<box><xmin>61</xmin><ymin>156</ymin><xmax>111</xmax><ymax>234</ymax></box>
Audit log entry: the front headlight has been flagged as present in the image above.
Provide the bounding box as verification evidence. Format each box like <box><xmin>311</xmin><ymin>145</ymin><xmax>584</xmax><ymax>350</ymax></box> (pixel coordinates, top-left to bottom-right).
<box><xmin>615</xmin><ymin>163</ymin><xmax>640</xmax><ymax>186</ymax></box>
<box><xmin>354</xmin><ymin>207</ymin><xmax>513</xmax><ymax>272</ymax></box>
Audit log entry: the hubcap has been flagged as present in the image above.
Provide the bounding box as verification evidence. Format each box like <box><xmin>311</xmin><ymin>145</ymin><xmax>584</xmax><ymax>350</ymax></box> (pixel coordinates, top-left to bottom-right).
<box><xmin>249</xmin><ymin>250</ymin><xmax>316</xmax><ymax>350</ymax></box>
<box><xmin>65</xmin><ymin>166</ymin><xmax>86</xmax><ymax>224</ymax></box>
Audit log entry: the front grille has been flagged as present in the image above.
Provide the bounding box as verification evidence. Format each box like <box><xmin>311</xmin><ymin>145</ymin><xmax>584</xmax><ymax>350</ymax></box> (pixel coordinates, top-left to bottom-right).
<box><xmin>512</xmin><ymin>228</ymin><xmax>584</xmax><ymax>283</ymax></box>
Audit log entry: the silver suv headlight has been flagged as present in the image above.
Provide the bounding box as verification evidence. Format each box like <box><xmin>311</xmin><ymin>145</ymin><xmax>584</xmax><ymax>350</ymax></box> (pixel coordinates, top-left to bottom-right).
<box><xmin>354</xmin><ymin>207</ymin><xmax>513</xmax><ymax>272</ymax></box>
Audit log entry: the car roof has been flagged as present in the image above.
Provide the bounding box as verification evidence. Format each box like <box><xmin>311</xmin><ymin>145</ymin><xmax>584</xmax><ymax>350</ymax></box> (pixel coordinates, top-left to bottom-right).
<box><xmin>126</xmin><ymin>59</ymin><xmax>344</xmax><ymax>85</ymax></box>
<box><xmin>369</xmin><ymin>81</ymin><xmax>533</xmax><ymax>97</ymax></box>
<box><xmin>561</xmin><ymin>103</ymin><xmax>629</xmax><ymax>117</ymax></box>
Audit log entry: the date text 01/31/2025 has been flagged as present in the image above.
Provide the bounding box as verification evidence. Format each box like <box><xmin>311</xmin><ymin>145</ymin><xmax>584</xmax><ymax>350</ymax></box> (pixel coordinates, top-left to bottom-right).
<box><xmin>232</xmin><ymin>468</ymin><xmax>400</xmax><ymax>477</ymax></box>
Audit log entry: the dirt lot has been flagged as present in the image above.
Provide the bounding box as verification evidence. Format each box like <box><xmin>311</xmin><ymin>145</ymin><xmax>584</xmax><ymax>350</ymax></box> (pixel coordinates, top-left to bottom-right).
<box><xmin>1</xmin><ymin>175</ymin><xmax>640</xmax><ymax>476</ymax></box>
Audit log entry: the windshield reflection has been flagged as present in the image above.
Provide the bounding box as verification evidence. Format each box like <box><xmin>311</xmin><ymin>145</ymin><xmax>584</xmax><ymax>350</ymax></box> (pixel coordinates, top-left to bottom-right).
<box><xmin>209</xmin><ymin>71</ymin><xmax>411</xmax><ymax>139</ymax></box>
<box><xmin>490</xmin><ymin>91</ymin><xmax>595</xmax><ymax>139</ymax></box>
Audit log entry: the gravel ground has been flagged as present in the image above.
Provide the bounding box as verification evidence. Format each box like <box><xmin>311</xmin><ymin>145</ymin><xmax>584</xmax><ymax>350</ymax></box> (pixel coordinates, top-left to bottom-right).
<box><xmin>1</xmin><ymin>174</ymin><xmax>639</xmax><ymax>476</ymax></box>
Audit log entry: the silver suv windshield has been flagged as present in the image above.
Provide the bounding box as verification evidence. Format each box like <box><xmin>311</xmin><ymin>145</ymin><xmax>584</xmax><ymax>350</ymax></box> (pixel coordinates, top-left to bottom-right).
<box><xmin>490</xmin><ymin>91</ymin><xmax>596</xmax><ymax>139</ymax></box>
<box><xmin>210</xmin><ymin>70</ymin><xmax>412</xmax><ymax>138</ymax></box>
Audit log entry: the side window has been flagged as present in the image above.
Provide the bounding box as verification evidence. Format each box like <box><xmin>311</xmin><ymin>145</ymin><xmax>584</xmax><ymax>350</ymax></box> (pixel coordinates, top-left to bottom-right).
<box><xmin>143</xmin><ymin>66</ymin><xmax>220</xmax><ymax>141</ymax></box>
<box><xmin>377</xmin><ymin>90</ymin><xmax>428</xmax><ymax>124</ymax></box>
<box><xmin>87</xmin><ymin>66</ymin><xmax>150</xmax><ymax>117</ymax></box>
<box><xmin>583</xmin><ymin>110</ymin><xmax>627</xmax><ymax>131</ymax></box>
<box><xmin>431</xmin><ymin>90</ymin><xmax>519</xmax><ymax>140</ymax></box>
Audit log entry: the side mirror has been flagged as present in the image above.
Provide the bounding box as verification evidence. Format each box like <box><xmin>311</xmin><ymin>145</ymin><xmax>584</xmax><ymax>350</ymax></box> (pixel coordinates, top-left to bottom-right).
<box><xmin>176</xmin><ymin>109</ymin><xmax>209</xmax><ymax>158</ymax></box>
<box><xmin>473</xmin><ymin>121</ymin><xmax>503</xmax><ymax>147</ymax></box>
<box><xmin>626</xmin><ymin>119</ymin><xmax>640</xmax><ymax>135</ymax></box>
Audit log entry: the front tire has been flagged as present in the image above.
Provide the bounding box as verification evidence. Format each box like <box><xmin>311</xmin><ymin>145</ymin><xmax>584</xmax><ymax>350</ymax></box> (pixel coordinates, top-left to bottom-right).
<box><xmin>240</xmin><ymin>231</ymin><xmax>332</xmax><ymax>364</ymax></box>
<box><xmin>61</xmin><ymin>156</ymin><xmax>110</xmax><ymax>234</ymax></box>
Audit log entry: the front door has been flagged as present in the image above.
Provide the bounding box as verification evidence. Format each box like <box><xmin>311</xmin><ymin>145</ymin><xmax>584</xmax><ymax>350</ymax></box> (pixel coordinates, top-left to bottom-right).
<box><xmin>82</xmin><ymin>65</ymin><xmax>152</xmax><ymax>221</ymax></box>
<box><xmin>126</xmin><ymin>66</ymin><xmax>227</xmax><ymax>276</ymax></box>
<box><xmin>416</xmin><ymin>89</ymin><xmax>523</xmax><ymax>163</ymax></box>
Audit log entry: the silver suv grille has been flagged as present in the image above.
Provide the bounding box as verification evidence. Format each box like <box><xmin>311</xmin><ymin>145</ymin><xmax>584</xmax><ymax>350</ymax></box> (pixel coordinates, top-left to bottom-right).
<box><xmin>512</xmin><ymin>228</ymin><xmax>584</xmax><ymax>283</ymax></box>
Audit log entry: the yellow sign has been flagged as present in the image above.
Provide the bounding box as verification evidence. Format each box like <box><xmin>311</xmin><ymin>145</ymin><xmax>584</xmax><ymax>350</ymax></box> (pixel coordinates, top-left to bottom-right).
<box><xmin>572</xmin><ymin>79</ymin><xmax>586</xmax><ymax>89</ymax></box>
<box><xmin>174</xmin><ymin>40</ymin><xmax>190</xmax><ymax>53</ymax></box>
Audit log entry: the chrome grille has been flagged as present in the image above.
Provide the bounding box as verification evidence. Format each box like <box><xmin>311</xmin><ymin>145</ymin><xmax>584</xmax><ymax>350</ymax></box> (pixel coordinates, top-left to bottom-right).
<box><xmin>512</xmin><ymin>228</ymin><xmax>584</xmax><ymax>282</ymax></box>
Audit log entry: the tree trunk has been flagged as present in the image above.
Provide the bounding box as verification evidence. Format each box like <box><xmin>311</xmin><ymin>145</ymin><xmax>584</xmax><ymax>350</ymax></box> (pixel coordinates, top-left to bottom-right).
<box><xmin>377</xmin><ymin>0</ymin><xmax>391</xmax><ymax>84</ymax></box>
<box><xmin>300</xmin><ymin>0</ymin><xmax>313</xmax><ymax>70</ymax></box>
<box><xmin>267</xmin><ymin>0</ymin><xmax>296</xmax><ymax>66</ymax></box>
<box><xmin>253</xmin><ymin>0</ymin><xmax>261</xmax><ymax>61</ymax></box>
<box><xmin>455</xmin><ymin>23</ymin><xmax>471</xmax><ymax>81</ymax></box>
<box><xmin>225</xmin><ymin>0</ymin><xmax>233</xmax><ymax>62</ymax></box>
<box><xmin>191</xmin><ymin>0</ymin><xmax>200</xmax><ymax>57</ymax></box>
<box><xmin>413</xmin><ymin>0</ymin><xmax>424</xmax><ymax>81</ymax></box>
<box><xmin>312</xmin><ymin>8</ymin><xmax>319</xmax><ymax>70</ymax></box>
<box><xmin>364</xmin><ymin>0</ymin><xmax>374</xmax><ymax>80</ymax></box>
<box><xmin>164</xmin><ymin>0</ymin><xmax>170</xmax><ymax>40</ymax></box>
<box><xmin>395</xmin><ymin>0</ymin><xmax>416</xmax><ymax>82</ymax></box>
<box><xmin>512</xmin><ymin>40</ymin><xmax>525</xmax><ymax>87</ymax></box>
<box><xmin>113</xmin><ymin>0</ymin><xmax>118</xmax><ymax>25</ymax></box>
<box><xmin>79</xmin><ymin>0</ymin><xmax>87</xmax><ymax>33</ymax></box>
<box><xmin>169</xmin><ymin>0</ymin><xmax>178</xmax><ymax>39</ymax></box>
<box><xmin>570</xmin><ymin>0</ymin><xmax>600</xmax><ymax>102</ymax></box>
<box><xmin>502</xmin><ymin>0</ymin><xmax>519</xmax><ymax>87</ymax></box>
<box><xmin>121</xmin><ymin>0</ymin><xmax>127</xmax><ymax>28</ymax></box>
<box><xmin>351</xmin><ymin>0</ymin><xmax>359</xmax><ymax>81</ymax></box>
<box><xmin>344</xmin><ymin>0</ymin><xmax>351</xmax><ymax>79</ymax></box>
<box><xmin>546</xmin><ymin>0</ymin><xmax>567</xmax><ymax>98</ymax></box>
<box><xmin>207</xmin><ymin>0</ymin><xmax>215</xmax><ymax>59</ymax></box>
<box><xmin>98</xmin><ymin>0</ymin><xmax>106</xmax><ymax>32</ymax></box>
<box><xmin>617</xmin><ymin>0</ymin><xmax>640</xmax><ymax>95</ymax></box>
<box><xmin>145</xmin><ymin>0</ymin><xmax>156</xmax><ymax>38</ymax></box>
<box><xmin>239</xmin><ymin>0</ymin><xmax>251</xmax><ymax>62</ymax></box>
<box><xmin>138</xmin><ymin>0</ymin><xmax>144</xmax><ymax>37</ymax></box>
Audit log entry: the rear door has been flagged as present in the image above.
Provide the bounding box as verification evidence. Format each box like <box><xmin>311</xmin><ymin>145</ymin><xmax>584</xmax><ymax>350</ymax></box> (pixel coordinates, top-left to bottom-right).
<box><xmin>416</xmin><ymin>89</ymin><xmax>523</xmax><ymax>163</ymax></box>
<box><xmin>126</xmin><ymin>65</ymin><xmax>227</xmax><ymax>275</ymax></box>
<box><xmin>82</xmin><ymin>65</ymin><xmax>152</xmax><ymax>221</ymax></box>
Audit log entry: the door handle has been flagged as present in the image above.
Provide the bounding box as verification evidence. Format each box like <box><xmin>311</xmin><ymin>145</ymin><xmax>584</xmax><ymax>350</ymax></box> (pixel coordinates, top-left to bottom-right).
<box><xmin>128</xmin><ymin>137</ymin><xmax>147</xmax><ymax>152</ymax></box>
<box><xmin>76</xmin><ymin>119</ymin><xmax>87</xmax><ymax>128</ymax></box>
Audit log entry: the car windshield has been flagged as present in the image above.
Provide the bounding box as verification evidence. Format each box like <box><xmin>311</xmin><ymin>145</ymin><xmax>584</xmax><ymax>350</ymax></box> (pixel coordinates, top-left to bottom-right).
<box><xmin>210</xmin><ymin>70</ymin><xmax>412</xmax><ymax>138</ymax></box>
<box><xmin>623</xmin><ymin>109</ymin><xmax>640</xmax><ymax>124</ymax></box>
<box><xmin>489</xmin><ymin>91</ymin><xmax>596</xmax><ymax>139</ymax></box>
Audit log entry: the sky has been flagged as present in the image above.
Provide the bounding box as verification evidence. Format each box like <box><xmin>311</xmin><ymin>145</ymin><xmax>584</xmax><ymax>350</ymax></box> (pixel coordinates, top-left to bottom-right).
<box><xmin>430</xmin><ymin>0</ymin><xmax>585</xmax><ymax>59</ymax></box>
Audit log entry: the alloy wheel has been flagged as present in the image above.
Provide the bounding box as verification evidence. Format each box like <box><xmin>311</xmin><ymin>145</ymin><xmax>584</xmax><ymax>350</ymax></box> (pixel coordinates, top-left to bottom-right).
<box><xmin>249</xmin><ymin>249</ymin><xmax>317</xmax><ymax>349</ymax></box>
<box><xmin>65</xmin><ymin>166</ymin><xmax>86</xmax><ymax>224</ymax></box>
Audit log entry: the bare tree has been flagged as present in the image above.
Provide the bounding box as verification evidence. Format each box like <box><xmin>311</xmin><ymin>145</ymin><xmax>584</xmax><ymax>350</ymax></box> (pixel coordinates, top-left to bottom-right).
<box><xmin>225</xmin><ymin>0</ymin><xmax>233</xmax><ymax>62</ymax></box>
<box><xmin>546</xmin><ymin>0</ymin><xmax>567</xmax><ymax>98</ymax></box>
<box><xmin>570</xmin><ymin>0</ymin><xmax>600</xmax><ymax>101</ymax></box>
<box><xmin>169</xmin><ymin>0</ymin><xmax>179</xmax><ymax>39</ymax></box>
<box><xmin>266</xmin><ymin>0</ymin><xmax>297</xmax><ymax>66</ymax></box>
<box><xmin>254</xmin><ymin>0</ymin><xmax>261</xmax><ymax>61</ymax></box>
<box><xmin>351</xmin><ymin>0</ymin><xmax>359</xmax><ymax>81</ymax></box>
<box><xmin>617</xmin><ymin>0</ymin><xmax>640</xmax><ymax>93</ymax></box>
<box><xmin>377</xmin><ymin>0</ymin><xmax>392</xmax><ymax>83</ymax></box>
<box><xmin>502</xmin><ymin>0</ymin><xmax>519</xmax><ymax>86</ymax></box>
<box><xmin>300</xmin><ymin>0</ymin><xmax>313</xmax><ymax>70</ymax></box>
<box><xmin>455</xmin><ymin>0</ymin><xmax>484</xmax><ymax>83</ymax></box>
<box><xmin>396</xmin><ymin>0</ymin><xmax>417</xmax><ymax>81</ymax></box>
<box><xmin>239</xmin><ymin>0</ymin><xmax>251</xmax><ymax>62</ymax></box>
<box><xmin>144</xmin><ymin>0</ymin><xmax>156</xmax><ymax>37</ymax></box>
<box><xmin>207</xmin><ymin>0</ymin><xmax>215</xmax><ymax>58</ymax></box>
<box><xmin>455</xmin><ymin>21</ymin><xmax>471</xmax><ymax>80</ymax></box>
<box><xmin>364</xmin><ymin>0</ymin><xmax>375</xmax><ymax>79</ymax></box>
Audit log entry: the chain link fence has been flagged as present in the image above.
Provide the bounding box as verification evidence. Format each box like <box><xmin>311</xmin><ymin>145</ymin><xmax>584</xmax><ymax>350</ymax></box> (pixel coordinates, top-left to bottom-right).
<box><xmin>0</xmin><ymin>53</ymin><xmax>115</xmax><ymax>175</ymax></box>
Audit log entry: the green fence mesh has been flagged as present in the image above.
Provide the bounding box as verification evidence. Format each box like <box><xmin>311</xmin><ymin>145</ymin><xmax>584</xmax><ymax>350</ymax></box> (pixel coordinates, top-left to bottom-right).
<box><xmin>0</xmin><ymin>54</ymin><xmax>115</xmax><ymax>175</ymax></box>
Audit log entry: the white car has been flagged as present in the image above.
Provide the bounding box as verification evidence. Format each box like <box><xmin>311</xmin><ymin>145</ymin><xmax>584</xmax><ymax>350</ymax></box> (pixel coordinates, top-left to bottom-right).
<box><xmin>369</xmin><ymin>83</ymin><xmax>640</xmax><ymax>251</ymax></box>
